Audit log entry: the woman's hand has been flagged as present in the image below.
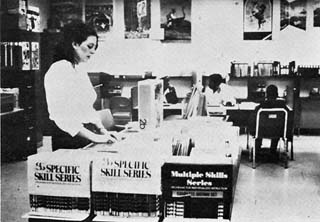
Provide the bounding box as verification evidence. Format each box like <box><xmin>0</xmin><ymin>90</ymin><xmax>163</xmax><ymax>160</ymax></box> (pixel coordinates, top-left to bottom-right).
<box><xmin>92</xmin><ymin>133</ymin><xmax>117</xmax><ymax>144</ymax></box>
<box><xmin>99</xmin><ymin>128</ymin><xmax>109</xmax><ymax>135</ymax></box>
<box><xmin>77</xmin><ymin>126</ymin><xmax>118</xmax><ymax>144</ymax></box>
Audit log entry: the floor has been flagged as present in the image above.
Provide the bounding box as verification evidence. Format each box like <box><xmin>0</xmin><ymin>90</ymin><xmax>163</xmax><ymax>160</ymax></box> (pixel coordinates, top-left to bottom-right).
<box><xmin>1</xmin><ymin>135</ymin><xmax>320</xmax><ymax>222</ymax></box>
<box><xmin>232</xmin><ymin>135</ymin><xmax>320</xmax><ymax>222</ymax></box>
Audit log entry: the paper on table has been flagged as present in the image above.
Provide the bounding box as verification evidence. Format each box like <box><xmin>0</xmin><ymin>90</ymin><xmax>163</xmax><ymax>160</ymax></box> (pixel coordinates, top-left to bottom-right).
<box><xmin>237</xmin><ymin>102</ymin><xmax>258</xmax><ymax>110</ymax></box>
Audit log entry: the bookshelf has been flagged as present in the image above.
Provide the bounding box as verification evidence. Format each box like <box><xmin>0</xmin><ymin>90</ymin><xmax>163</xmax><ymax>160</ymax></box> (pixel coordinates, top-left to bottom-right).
<box><xmin>1</xmin><ymin>29</ymin><xmax>42</xmax><ymax>161</ymax></box>
<box><xmin>229</xmin><ymin>62</ymin><xmax>320</xmax><ymax>132</ymax></box>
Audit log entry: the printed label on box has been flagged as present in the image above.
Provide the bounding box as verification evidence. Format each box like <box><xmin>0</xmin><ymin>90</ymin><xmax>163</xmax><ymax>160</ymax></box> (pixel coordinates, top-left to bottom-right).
<box><xmin>28</xmin><ymin>151</ymin><xmax>91</xmax><ymax>197</ymax></box>
<box><xmin>92</xmin><ymin>153</ymin><xmax>162</xmax><ymax>195</ymax></box>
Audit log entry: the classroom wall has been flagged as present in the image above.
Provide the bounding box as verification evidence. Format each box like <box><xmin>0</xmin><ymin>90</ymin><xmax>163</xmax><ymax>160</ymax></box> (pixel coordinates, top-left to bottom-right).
<box><xmin>86</xmin><ymin>0</ymin><xmax>320</xmax><ymax>77</ymax></box>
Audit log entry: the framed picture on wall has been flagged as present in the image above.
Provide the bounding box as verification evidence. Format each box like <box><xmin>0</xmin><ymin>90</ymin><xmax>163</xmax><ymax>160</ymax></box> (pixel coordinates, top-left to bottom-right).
<box><xmin>243</xmin><ymin>0</ymin><xmax>273</xmax><ymax>40</ymax></box>
<box><xmin>48</xmin><ymin>0</ymin><xmax>83</xmax><ymax>31</ymax></box>
<box><xmin>85</xmin><ymin>1</ymin><xmax>113</xmax><ymax>42</ymax></box>
<box><xmin>124</xmin><ymin>0</ymin><xmax>151</xmax><ymax>39</ymax></box>
<box><xmin>160</xmin><ymin>0</ymin><xmax>191</xmax><ymax>42</ymax></box>
<box><xmin>280</xmin><ymin>0</ymin><xmax>306</xmax><ymax>31</ymax></box>
<box><xmin>314</xmin><ymin>0</ymin><xmax>320</xmax><ymax>27</ymax></box>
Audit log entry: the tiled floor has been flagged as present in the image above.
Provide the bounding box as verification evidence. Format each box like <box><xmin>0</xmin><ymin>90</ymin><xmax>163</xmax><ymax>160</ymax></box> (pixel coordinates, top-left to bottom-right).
<box><xmin>1</xmin><ymin>135</ymin><xmax>320</xmax><ymax>222</ymax></box>
<box><xmin>232</xmin><ymin>135</ymin><xmax>320</xmax><ymax>222</ymax></box>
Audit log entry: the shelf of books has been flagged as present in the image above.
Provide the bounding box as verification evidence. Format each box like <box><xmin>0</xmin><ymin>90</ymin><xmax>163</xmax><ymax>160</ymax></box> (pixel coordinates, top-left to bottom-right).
<box><xmin>1</xmin><ymin>30</ymin><xmax>41</xmax><ymax>160</ymax></box>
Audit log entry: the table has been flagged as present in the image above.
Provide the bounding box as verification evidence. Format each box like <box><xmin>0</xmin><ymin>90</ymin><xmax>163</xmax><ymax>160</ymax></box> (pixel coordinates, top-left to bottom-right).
<box><xmin>225</xmin><ymin>102</ymin><xmax>258</xmax><ymax>127</ymax></box>
<box><xmin>1</xmin><ymin>108</ymin><xmax>27</xmax><ymax>162</ymax></box>
<box><xmin>206</xmin><ymin>103</ymin><xmax>258</xmax><ymax>150</ymax></box>
<box><xmin>132</xmin><ymin>103</ymin><xmax>184</xmax><ymax>121</ymax></box>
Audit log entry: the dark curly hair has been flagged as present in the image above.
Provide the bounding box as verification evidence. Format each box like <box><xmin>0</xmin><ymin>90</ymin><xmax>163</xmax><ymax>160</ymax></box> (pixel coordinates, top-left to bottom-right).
<box><xmin>266</xmin><ymin>84</ymin><xmax>278</xmax><ymax>100</ymax></box>
<box><xmin>53</xmin><ymin>20</ymin><xmax>98</xmax><ymax>65</ymax></box>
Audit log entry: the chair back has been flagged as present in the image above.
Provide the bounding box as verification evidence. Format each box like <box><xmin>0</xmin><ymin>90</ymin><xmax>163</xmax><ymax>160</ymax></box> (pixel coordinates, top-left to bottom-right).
<box><xmin>109</xmin><ymin>96</ymin><xmax>132</xmax><ymax>125</ymax></box>
<box><xmin>255</xmin><ymin>108</ymin><xmax>288</xmax><ymax>139</ymax></box>
<box><xmin>130</xmin><ymin>86</ymin><xmax>138</xmax><ymax>109</ymax></box>
<box><xmin>109</xmin><ymin>96</ymin><xmax>131</xmax><ymax>114</ymax></box>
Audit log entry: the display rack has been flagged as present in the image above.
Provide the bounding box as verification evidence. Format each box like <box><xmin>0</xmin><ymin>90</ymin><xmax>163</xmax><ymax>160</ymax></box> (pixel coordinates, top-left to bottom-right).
<box><xmin>24</xmin><ymin>118</ymin><xmax>241</xmax><ymax>222</ymax></box>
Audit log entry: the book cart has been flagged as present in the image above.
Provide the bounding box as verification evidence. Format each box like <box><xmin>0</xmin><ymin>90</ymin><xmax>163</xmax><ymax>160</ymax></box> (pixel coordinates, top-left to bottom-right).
<box><xmin>23</xmin><ymin>116</ymin><xmax>241</xmax><ymax>222</ymax></box>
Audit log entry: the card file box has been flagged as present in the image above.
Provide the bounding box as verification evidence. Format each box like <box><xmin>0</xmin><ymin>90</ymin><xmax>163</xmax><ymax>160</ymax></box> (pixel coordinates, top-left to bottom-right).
<box><xmin>25</xmin><ymin>150</ymin><xmax>92</xmax><ymax>221</ymax></box>
<box><xmin>162</xmin><ymin>163</ymin><xmax>236</xmax><ymax>220</ymax></box>
<box><xmin>91</xmin><ymin>149</ymin><xmax>163</xmax><ymax>222</ymax></box>
<box><xmin>160</xmin><ymin>118</ymin><xmax>241</xmax><ymax>221</ymax></box>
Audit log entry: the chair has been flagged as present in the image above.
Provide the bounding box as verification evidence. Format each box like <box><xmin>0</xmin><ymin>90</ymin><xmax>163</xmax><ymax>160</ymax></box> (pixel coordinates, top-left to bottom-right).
<box><xmin>97</xmin><ymin>108</ymin><xmax>125</xmax><ymax>132</ymax></box>
<box><xmin>97</xmin><ymin>109</ymin><xmax>115</xmax><ymax>131</ymax></box>
<box><xmin>249</xmin><ymin>108</ymin><xmax>290</xmax><ymax>169</ymax></box>
<box><xmin>130</xmin><ymin>86</ymin><xmax>138</xmax><ymax>109</ymax></box>
<box><xmin>109</xmin><ymin>96</ymin><xmax>132</xmax><ymax>126</ymax></box>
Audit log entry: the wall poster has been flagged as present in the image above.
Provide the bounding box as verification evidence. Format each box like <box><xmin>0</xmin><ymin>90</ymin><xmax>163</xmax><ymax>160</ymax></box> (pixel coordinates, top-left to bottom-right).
<box><xmin>85</xmin><ymin>2</ymin><xmax>113</xmax><ymax>41</ymax></box>
<box><xmin>48</xmin><ymin>0</ymin><xmax>83</xmax><ymax>30</ymax></box>
<box><xmin>244</xmin><ymin>0</ymin><xmax>273</xmax><ymax>40</ymax></box>
<box><xmin>314</xmin><ymin>0</ymin><xmax>320</xmax><ymax>27</ymax></box>
<box><xmin>160</xmin><ymin>0</ymin><xmax>191</xmax><ymax>42</ymax></box>
<box><xmin>280</xmin><ymin>0</ymin><xmax>307</xmax><ymax>31</ymax></box>
<box><xmin>31</xmin><ymin>42</ymin><xmax>39</xmax><ymax>70</ymax></box>
<box><xmin>124</xmin><ymin>0</ymin><xmax>151</xmax><ymax>39</ymax></box>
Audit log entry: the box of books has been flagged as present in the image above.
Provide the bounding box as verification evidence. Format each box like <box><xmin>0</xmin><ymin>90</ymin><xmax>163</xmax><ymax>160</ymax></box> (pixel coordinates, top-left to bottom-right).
<box><xmin>91</xmin><ymin>141</ymin><xmax>163</xmax><ymax>221</ymax></box>
<box><xmin>25</xmin><ymin>149</ymin><xmax>92</xmax><ymax>221</ymax></box>
<box><xmin>138</xmin><ymin>79</ymin><xmax>163</xmax><ymax>130</ymax></box>
<box><xmin>160</xmin><ymin>118</ymin><xmax>241</xmax><ymax>221</ymax></box>
<box><xmin>161</xmin><ymin>118</ymin><xmax>241</xmax><ymax>161</ymax></box>
<box><xmin>161</xmin><ymin>161</ymin><xmax>235</xmax><ymax>221</ymax></box>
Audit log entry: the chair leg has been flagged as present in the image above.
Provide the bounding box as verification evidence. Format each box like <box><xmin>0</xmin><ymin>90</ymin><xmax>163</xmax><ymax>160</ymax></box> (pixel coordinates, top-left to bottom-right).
<box><xmin>249</xmin><ymin>137</ymin><xmax>252</xmax><ymax>162</ymax></box>
<box><xmin>278</xmin><ymin>139</ymin><xmax>282</xmax><ymax>162</ymax></box>
<box><xmin>246</xmin><ymin>129</ymin><xmax>250</xmax><ymax>150</ymax></box>
<box><xmin>290</xmin><ymin>140</ymin><xmax>294</xmax><ymax>160</ymax></box>
<box><xmin>252</xmin><ymin>141</ymin><xmax>256</xmax><ymax>169</ymax></box>
<box><xmin>283</xmin><ymin>139</ymin><xmax>288</xmax><ymax>169</ymax></box>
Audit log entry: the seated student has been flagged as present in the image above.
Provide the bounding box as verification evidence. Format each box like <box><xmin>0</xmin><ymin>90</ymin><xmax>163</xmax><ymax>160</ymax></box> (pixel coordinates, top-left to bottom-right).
<box><xmin>162</xmin><ymin>76</ymin><xmax>179</xmax><ymax>104</ymax></box>
<box><xmin>203</xmin><ymin>74</ymin><xmax>236</xmax><ymax>106</ymax></box>
<box><xmin>251</xmin><ymin>84</ymin><xmax>290</xmax><ymax>157</ymax></box>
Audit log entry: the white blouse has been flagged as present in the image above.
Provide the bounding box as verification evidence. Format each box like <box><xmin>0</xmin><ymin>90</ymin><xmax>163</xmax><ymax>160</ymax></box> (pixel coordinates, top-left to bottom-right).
<box><xmin>45</xmin><ymin>60</ymin><xmax>100</xmax><ymax>137</ymax></box>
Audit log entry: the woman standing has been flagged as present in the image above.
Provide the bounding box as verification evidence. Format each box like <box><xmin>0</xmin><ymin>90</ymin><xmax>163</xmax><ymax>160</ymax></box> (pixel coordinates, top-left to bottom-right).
<box><xmin>45</xmin><ymin>20</ymin><xmax>117</xmax><ymax>151</ymax></box>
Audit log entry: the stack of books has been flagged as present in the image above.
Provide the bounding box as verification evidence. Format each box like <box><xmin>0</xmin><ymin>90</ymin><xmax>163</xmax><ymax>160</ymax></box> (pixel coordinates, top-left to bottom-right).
<box><xmin>92</xmin><ymin>192</ymin><xmax>160</xmax><ymax>217</ymax></box>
